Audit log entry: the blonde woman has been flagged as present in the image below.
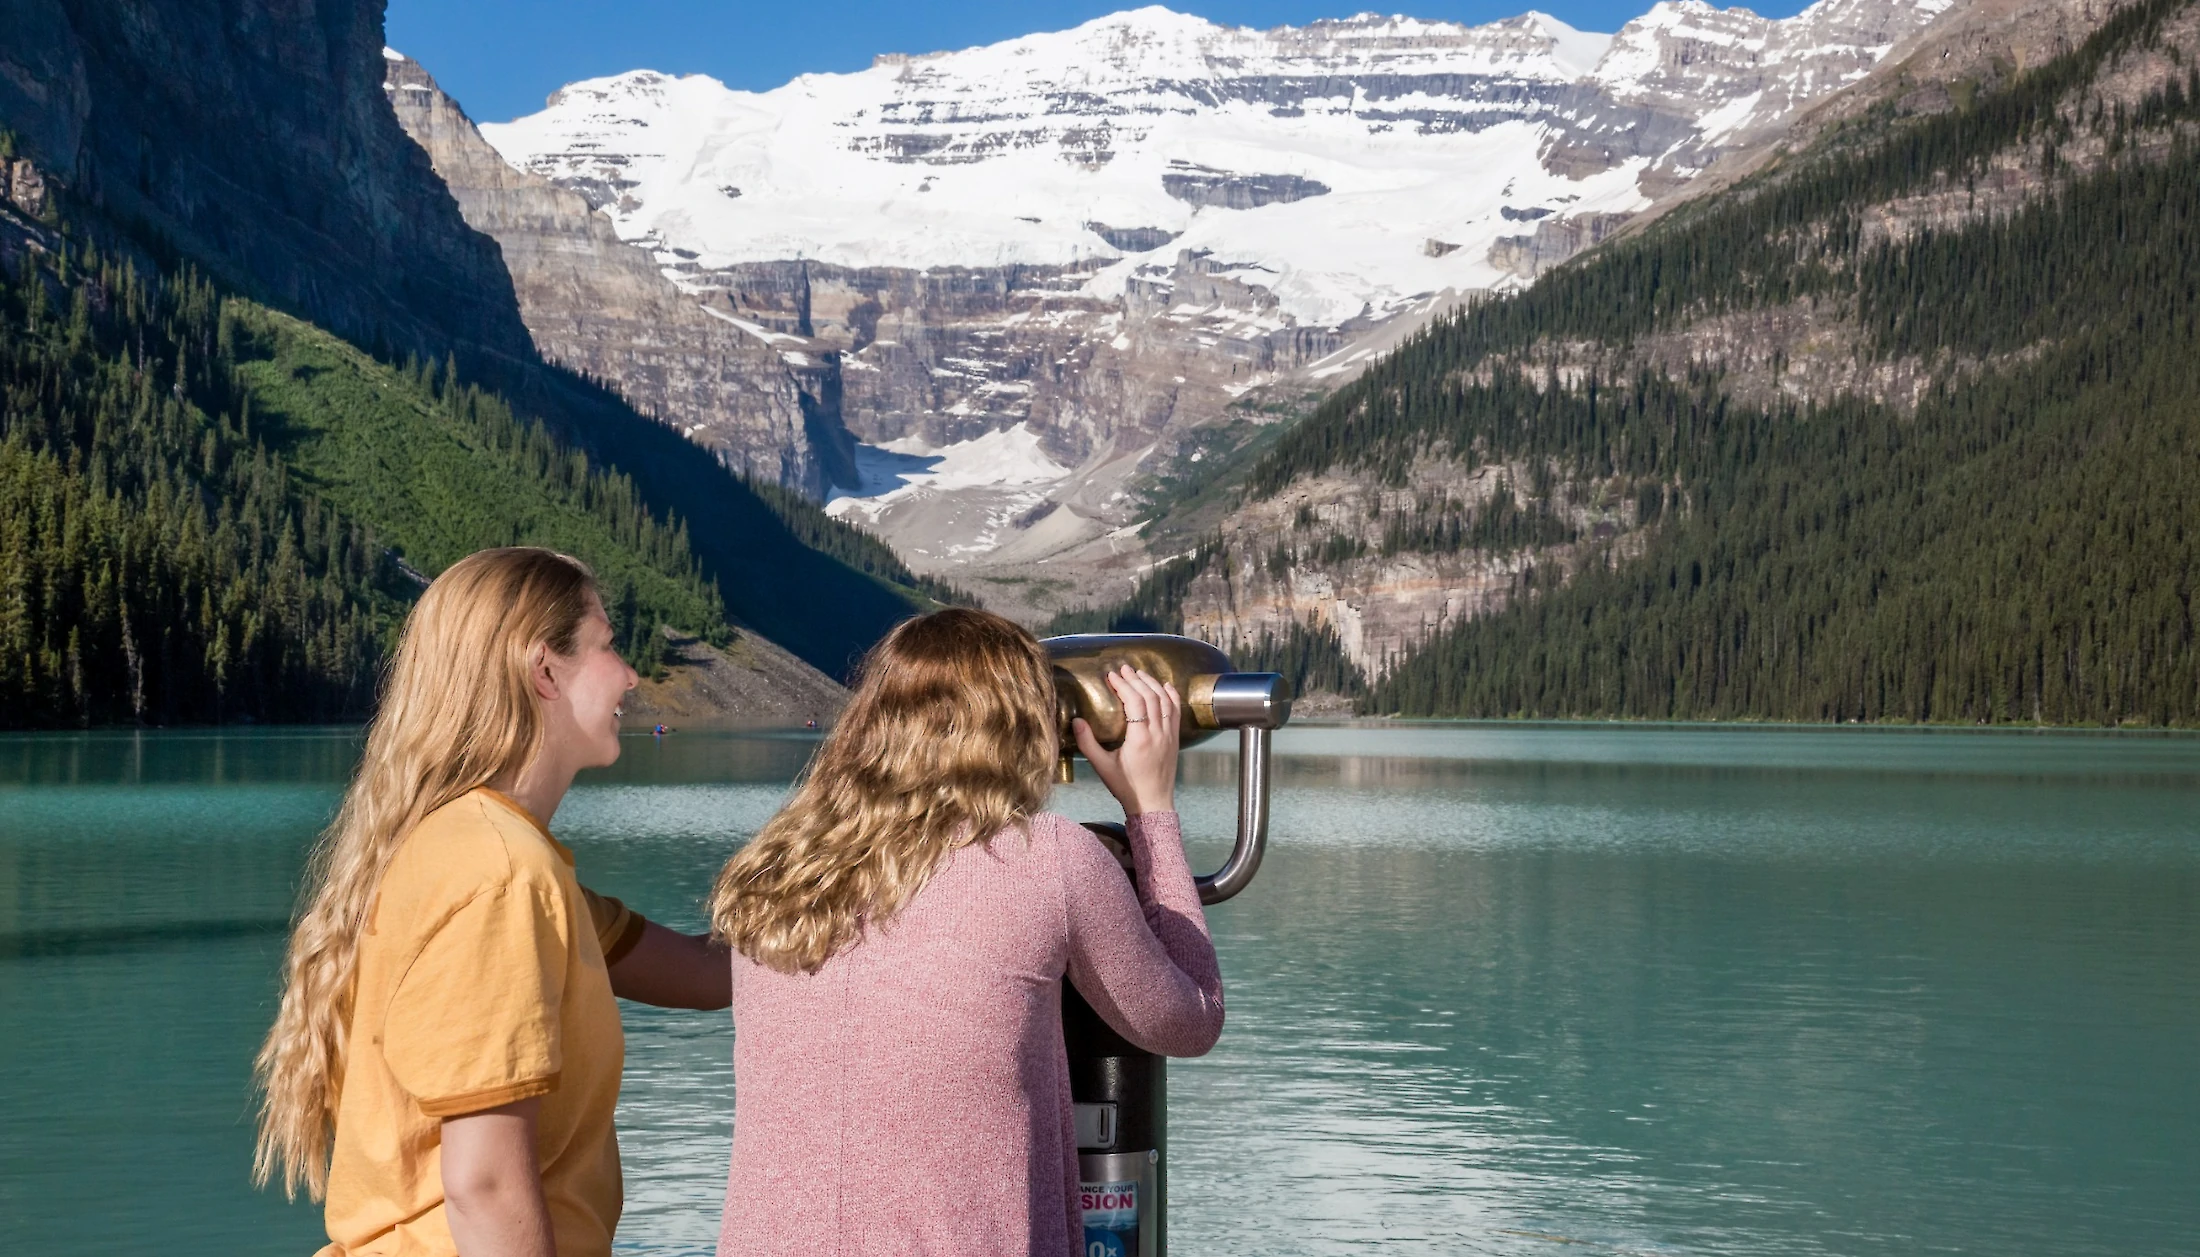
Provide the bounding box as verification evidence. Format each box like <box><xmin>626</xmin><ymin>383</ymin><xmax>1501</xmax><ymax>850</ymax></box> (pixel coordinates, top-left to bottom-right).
<box><xmin>253</xmin><ymin>547</ymin><xmax>729</xmax><ymax>1257</ymax></box>
<box><xmin>709</xmin><ymin>608</ymin><xmax>1224</xmax><ymax>1256</ymax></box>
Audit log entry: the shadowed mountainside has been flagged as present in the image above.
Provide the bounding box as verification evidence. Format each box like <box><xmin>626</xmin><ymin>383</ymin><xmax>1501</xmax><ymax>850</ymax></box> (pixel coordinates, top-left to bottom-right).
<box><xmin>0</xmin><ymin>0</ymin><xmax>940</xmax><ymax>686</ymax></box>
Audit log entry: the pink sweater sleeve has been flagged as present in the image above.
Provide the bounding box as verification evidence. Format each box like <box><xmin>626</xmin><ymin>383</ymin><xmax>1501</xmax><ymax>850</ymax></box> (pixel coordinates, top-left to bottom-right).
<box><xmin>1059</xmin><ymin>811</ymin><xmax>1225</xmax><ymax>1058</ymax></box>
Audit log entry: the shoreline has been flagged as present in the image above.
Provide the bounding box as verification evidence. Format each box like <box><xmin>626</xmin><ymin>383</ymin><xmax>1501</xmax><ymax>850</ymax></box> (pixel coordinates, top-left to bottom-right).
<box><xmin>1287</xmin><ymin>715</ymin><xmax>2200</xmax><ymax>739</ymax></box>
<box><xmin>8</xmin><ymin>717</ymin><xmax>2200</xmax><ymax>741</ymax></box>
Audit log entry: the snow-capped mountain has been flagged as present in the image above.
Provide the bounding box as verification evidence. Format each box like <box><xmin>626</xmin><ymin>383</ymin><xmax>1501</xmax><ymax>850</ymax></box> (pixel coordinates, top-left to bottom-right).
<box><xmin>1599</xmin><ymin>0</ymin><xmax>1949</xmax><ymax>122</ymax></box>
<box><xmin>491</xmin><ymin>8</ymin><xmax>1633</xmax><ymax>325</ymax></box>
<box><xmin>488</xmin><ymin>2</ymin><xmax>1941</xmax><ymax>312</ymax></box>
<box><xmin>476</xmin><ymin>1</ymin><xmax>1951</xmax><ymax>591</ymax></box>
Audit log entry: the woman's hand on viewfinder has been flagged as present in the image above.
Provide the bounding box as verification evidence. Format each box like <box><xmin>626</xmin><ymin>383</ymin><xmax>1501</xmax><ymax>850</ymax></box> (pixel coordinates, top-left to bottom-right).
<box><xmin>1071</xmin><ymin>664</ymin><xmax>1180</xmax><ymax>817</ymax></box>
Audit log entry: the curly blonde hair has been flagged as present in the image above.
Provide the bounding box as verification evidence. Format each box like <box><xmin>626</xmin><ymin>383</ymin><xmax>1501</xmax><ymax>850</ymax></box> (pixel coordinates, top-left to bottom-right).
<box><xmin>710</xmin><ymin>608</ymin><xmax>1057</xmax><ymax>973</ymax></box>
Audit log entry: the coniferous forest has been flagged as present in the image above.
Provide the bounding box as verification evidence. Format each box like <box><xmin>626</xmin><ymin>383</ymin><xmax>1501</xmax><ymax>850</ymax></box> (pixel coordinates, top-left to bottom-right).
<box><xmin>0</xmin><ymin>222</ymin><xmax>742</xmax><ymax>725</ymax></box>
<box><xmin>2</xmin><ymin>251</ymin><xmax>380</xmax><ymax>725</ymax></box>
<box><xmin>0</xmin><ymin>166</ymin><xmax>952</xmax><ymax>728</ymax></box>
<box><xmin>1078</xmin><ymin>0</ymin><xmax>2200</xmax><ymax>726</ymax></box>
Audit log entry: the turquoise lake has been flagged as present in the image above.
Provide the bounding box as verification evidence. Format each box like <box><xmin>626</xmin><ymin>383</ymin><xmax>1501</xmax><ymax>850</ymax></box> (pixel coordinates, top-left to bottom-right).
<box><xmin>1</xmin><ymin>724</ymin><xmax>2195</xmax><ymax>1255</ymax></box>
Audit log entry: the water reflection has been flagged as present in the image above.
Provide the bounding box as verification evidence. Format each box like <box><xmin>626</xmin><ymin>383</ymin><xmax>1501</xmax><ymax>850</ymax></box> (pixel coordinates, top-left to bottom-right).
<box><xmin>1153</xmin><ymin>731</ymin><xmax>2200</xmax><ymax>1256</ymax></box>
<box><xmin>1173</xmin><ymin>834</ymin><xmax>2200</xmax><ymax>1255</ymax></box>
<box><xmin>1</xmin><ymin>725</ymin><xmax>2195</xmax><ymax>1256</ymax></box>
<box><xmin>0</xmin><ymin>726</ymin><xmax>365</xmax><ymax>786</ymax></box>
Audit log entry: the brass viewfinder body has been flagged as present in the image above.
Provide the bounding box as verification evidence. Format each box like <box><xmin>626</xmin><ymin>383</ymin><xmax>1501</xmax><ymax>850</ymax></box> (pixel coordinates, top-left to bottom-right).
<box><xmin>1042</xmin><ymin>632</ymin><xmax>1292</xmax><ymax>905</ymax></box>
<box><xmin>1047</xmin><ymin>633</ymin><xmax>1233</xmax><ymax>756</ymax></box>
<box><xmin>1043</xmin><ymin>633</ymin><xmax>1293</xmax><ymax>783</ymax></box>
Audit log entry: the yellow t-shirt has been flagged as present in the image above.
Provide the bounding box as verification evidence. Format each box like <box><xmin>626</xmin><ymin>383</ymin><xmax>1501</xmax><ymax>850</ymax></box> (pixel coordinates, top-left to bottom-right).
<box><xmin>318</xmin><ymin>788</ymin><xmax>648</xmax><ymax>1257</ymax></box>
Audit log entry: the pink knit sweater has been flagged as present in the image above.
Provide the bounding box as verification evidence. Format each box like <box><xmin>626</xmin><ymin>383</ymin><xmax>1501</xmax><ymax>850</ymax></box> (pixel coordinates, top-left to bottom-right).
<box><xmin>716</xmin><ymin>810</ymin><xmax>1224</xmax><ymax>1257</ymax></box>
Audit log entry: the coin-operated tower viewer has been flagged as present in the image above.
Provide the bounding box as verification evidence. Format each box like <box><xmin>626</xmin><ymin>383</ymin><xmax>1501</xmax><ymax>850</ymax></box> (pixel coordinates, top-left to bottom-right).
<box><xmin>1044</xmin><ymin>633</ymin><xmax>1293</xmax><ymax>1257</ymax></box>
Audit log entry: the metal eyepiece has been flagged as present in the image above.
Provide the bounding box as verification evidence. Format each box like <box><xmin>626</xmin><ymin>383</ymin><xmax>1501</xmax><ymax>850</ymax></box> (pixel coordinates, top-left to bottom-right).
<box><xmin>1192</xmin><ymin>672</ymin><xmax>1293</xmax><ymax>730</ymax></box>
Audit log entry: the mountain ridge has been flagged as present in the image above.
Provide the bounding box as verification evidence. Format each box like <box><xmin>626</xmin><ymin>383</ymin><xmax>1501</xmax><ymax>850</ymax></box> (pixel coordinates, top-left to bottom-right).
<box><xmin>1062</xmin><ymin>0</ymin><xmax>2200</xmax><ymax>726</ymax></box>
<box><xmin>0</xmin><ymin>0</ymin><xmax>954</xmax><ymax>712</ymax></box>
<box><xmin>468</xmin><ymin>0</ymin><xmax>1951</xmax><ymax>610</ymax></box>
<box><xmin>381</xmin><ymin>51</ymin><xmax>857</xmax><ymax>498</ymax></box>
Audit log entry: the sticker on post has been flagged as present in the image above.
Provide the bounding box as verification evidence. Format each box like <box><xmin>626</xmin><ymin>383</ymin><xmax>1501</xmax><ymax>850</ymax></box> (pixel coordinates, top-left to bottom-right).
<box><xmin>1080</xmin><ymin>1179</ymin><xmax>1138</xmax><ymax>1257</ymax></box>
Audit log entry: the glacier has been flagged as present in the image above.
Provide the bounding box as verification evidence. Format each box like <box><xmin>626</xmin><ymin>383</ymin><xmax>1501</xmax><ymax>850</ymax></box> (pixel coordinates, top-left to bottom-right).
<box><xmin>471</xmin><ymin>1</ymin><xmax>1954</xmax><ymax>596</ymax></box>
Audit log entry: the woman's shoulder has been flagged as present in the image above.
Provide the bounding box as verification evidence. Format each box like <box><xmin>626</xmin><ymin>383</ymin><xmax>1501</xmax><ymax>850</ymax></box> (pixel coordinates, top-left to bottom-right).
<box><xmin>964</xmin><ymin>812</ymin><xmax>1081</xmax><ymax>864</ymax></box>
<box><xmin>382</xmin><ymin>789</ymin><xmax>564</xmax><ymax>916</ymax></box>
<box><xmin>1016</xmin><ymin>811</ymin><xmax>1080</xmax><ymax>843</ymax></box>
<box><xmin>1017</xmin><ymin>811</ymin><xmax>1119</xmax><ymax>867</ymax></box>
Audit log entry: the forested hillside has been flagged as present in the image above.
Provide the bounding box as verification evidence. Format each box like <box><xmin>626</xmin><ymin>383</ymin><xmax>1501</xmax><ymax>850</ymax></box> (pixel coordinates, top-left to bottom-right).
<box><xmin>0</xmin><ymin>212</ymin><xmax>734</xmax><ymax>724</ymax></box>
<box><xmin>0</xmin><ymin>170</ymin><xmax>944</xmax><ymax>727</ymax></box>
<box><xmin>1074</xmin><ymin>0</ymin><xmax>2200</xmax><ymax>726</ymax></box>
<box><xmin>0</xmin><ymin>0</ymin><xmax>949</xmax><ymax>711</ymax></box>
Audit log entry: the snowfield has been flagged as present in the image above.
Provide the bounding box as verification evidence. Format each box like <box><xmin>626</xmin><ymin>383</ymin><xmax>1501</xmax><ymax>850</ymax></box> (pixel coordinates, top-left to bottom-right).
<box><xmin>487</xmin><ymin>9</ymin><xmax>1653</xmax><ymax>325</ymax></box>
<box><xmin>472</xmin><ymin>1</ymin><xmax>1952</xmax><ymax>566</ymax></box>
<box><xmin>483</xmin><ymin>2</ymin><xmax>1946</xmax><ymax>321</ymax></box>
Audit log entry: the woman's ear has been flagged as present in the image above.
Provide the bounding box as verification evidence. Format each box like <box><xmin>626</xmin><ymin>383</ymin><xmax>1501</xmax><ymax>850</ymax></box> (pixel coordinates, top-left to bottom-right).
<box><xmin>528</xmin><ymin>642</ymin><xmax>562</xmax><ymax>703</ymax></box>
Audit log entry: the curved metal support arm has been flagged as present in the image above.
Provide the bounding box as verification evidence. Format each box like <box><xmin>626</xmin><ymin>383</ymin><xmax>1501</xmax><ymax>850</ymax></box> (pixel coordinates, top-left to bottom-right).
<box><xmin>1194</xmin><ymin>726</ymin><xmax>1270</xmax><ymax>905</ymax></box>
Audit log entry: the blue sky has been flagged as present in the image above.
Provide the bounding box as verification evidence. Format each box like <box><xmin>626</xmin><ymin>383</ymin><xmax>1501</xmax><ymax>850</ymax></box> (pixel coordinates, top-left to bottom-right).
<box><xmin>387</xmin><ymin>0</ymin><xmax>1812</xmax><ymax>124</ymax></box>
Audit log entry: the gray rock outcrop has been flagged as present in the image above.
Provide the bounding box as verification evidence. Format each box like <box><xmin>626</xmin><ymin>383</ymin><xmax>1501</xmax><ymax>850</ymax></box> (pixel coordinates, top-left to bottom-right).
<box><xmin>0</xmin><ymin>0</ymin><xmax>534</xmax><ymax>369</ymax></box>
<box><xmin>1161</xmin><ymin>165</ymin><xmax>1332</xmax><ymax>209</ymax></box>
<box><xmin>1488</xmin><ymin>212</ymin><xmax>1637</xmax><ymax>281</ymax></box>
<box><xmin>706</xmin><ymin>247</ymin><xmax>1357</xmax><ymax>469</ymax></box>
<box><xmin>381</xmin><ymin>54</ymin><xmax>854</xmax><ymax>495</ymax></box>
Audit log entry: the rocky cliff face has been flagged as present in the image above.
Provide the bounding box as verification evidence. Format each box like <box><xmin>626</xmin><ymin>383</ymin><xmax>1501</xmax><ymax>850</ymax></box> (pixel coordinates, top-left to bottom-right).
<box><xmin>1594</xmin><ymin>0</ymin><xmax>1957</xmax><ymax>148</ymax></box>
<box><xmin>1173</xmin><ymin>460</ymin><xmax>1657</xmax><ymax>676</ymax></box>
<box><xmin>1486</xmin><ymin>211</ymin><xmax>1638</xmax><ymax>281</ymax></box>
<box><xmin>0</xmin><ymin>0</ymin><xmax>531</xmax><ymax>369</ymax></box>
<box><xmin>707</xmin><ymin>248</ymin><xmax>1354</xmax><ymax>455</ymax></box>
<box><xmin>381</xmin><ymin>53</ymin><xmax>853</xmax><ymax>494</ymax></box>
<box><xmin>1800</xmin><ymin>0</ymin><xmax>2131</xmax><ymax>131</ymax></box>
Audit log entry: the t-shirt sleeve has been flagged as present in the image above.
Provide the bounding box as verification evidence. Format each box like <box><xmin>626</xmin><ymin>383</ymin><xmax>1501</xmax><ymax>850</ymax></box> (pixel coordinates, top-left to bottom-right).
<box><xmin>383</xmin><ymin>878</ymin><xmax>571</xmax><ymax>1117</ymax></box>
<box><xmin>581</xmin><ymin>884</ymin><xmax>649</xmax><ymax>967</ymax></box>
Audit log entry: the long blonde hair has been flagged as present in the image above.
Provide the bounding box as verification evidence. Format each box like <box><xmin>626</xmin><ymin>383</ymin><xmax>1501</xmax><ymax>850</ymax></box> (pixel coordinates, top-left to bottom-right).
<box><xmin>710</xmin><ymin>608</ymin><xmax>1057</xmax><ymax>974</ymax></box>
<box><xmin>252</xmin><ymin>547</ymin><xmax>600</xmax><ymax>1201</ymax></box>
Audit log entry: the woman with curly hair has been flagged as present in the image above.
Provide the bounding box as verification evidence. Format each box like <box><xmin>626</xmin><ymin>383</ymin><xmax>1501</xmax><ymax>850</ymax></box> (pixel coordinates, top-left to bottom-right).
<box><xmin>710</xmin><ymin>608</ymin><xmax>1224</xmax><ymax>1255</ymax></box>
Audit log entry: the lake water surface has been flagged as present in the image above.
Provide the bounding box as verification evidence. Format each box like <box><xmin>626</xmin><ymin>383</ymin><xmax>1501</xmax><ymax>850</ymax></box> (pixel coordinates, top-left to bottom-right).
<box><xmin>2</xmin><ymin>725</ymin><xmax>2194</xmax><ymax>1255</ymax></box>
